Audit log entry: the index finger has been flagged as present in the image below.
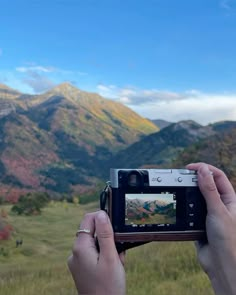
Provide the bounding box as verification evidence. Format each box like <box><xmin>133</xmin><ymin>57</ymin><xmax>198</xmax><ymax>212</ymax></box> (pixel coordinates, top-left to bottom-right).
<box><xmin>187</xmin><ymin>163</ymin><xmax>235</xmax><ymax>195</ymax></box>
<box><xmin>187</xmin><ymin>163</ymin><xmax>236</xmax><ymax>206</ymax></box>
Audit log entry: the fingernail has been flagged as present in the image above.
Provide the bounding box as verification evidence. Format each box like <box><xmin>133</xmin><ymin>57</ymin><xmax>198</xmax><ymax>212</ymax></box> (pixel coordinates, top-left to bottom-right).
<box><xmin>186</xmin><ymin>163</ymin><xmax>194</xmax><ymax>166</ymax></box>
<box><xmin>97</xmin><ymin>211</ymin><xmax>108</xmax><ymax>224</ymax></box>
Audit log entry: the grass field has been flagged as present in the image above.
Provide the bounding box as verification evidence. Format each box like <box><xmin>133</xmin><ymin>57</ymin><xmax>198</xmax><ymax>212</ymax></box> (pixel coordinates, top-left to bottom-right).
<box><xmin>0</xmin><ymin>202</ymin><xmax>213</xmax><ymax>295</ymax></box>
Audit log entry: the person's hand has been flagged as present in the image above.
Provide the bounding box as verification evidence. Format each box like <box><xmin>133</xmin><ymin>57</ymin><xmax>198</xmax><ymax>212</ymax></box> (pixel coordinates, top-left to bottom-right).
<box><xmin>68</xmin><ymin>210</ymin><xmax>126</xmax><ymax>295</ymax></box>
<box><xmin>186</xmin><ymin>163</ymin><xmax>236</xmax><ymax>295</ymax></box>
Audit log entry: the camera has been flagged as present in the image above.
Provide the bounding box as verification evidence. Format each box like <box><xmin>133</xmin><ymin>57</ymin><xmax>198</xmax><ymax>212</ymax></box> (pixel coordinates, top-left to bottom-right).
<box><xmin>100</xmin><ymin>169</ymin><xmax>207</xmax><ymax>242</ymax></box>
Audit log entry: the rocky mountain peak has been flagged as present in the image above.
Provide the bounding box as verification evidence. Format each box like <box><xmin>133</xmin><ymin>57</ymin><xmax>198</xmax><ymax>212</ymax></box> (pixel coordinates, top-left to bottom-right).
<box><xmin>47</xmin><ymin>82</ymin><xmax>81</xmax><ymax>97</ymax></box>
<box><xmin>0</xmin><ymin>101</ymin><xmax>16</xmax><ymax>118</ymax></box>
<box><xmin>166</xmin><ymin>120</ymin><xmax>214</xmax><ymax>138</ymax></box>
<box><xmin>0</xmin><ymin>83</ymin><xmax>16</xmax><ymax>90</ymax></box>
<box><xmin>171</xmin><ymin>120</ymin><xmax>201</xmax><ymax>130</ymax></box>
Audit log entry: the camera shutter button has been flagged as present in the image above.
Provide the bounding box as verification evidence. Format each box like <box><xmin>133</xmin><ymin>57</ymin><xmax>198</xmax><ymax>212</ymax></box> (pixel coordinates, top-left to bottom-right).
<box><xmin>157</xmin><ymin>177</ymin><xmax>162</xmax><ymax>182</ymax></box>
<box><xmin>177</xmin><ymin>177</ymin><xmax>183</xmax><ymax>182</ymax></box>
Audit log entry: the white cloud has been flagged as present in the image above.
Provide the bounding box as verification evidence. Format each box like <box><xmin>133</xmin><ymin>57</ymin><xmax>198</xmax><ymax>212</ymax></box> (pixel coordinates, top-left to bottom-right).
<box><xmin>97</xmin><ymin>84</ymin><xmax>117</xmax><ymax>95</ymax></box>
<box><xmin>16</xmin><ymin>64</ymin><xmax>88</xmax><ymax>77</ymax></box>
<box><xmin>97</xmin><ymin>84</ymin><xmax>192</xmax><ymax>105</ymax></box>
<box><xmin>23</xmin><ymin>71</ymin><xmax>56</xmax><ymax>93</ymax></box>
<box><xmin>16</xmin><ymin>66</ymin><xmax>56</xmax><ymax>73</ymax></box>
<box><xmin>133</xmin><ymin>95</ymin><xmax>236</xmax><ymax>125</ymax></box>
<box><xmin>96</xmin><ymin>84</ymin><xmax>236</xmax><ymax>125</ymax></box>
<box><xmin>13</xmin><ymin>63</ymin><xmax>88</xmax><ymax>93</ymax></box>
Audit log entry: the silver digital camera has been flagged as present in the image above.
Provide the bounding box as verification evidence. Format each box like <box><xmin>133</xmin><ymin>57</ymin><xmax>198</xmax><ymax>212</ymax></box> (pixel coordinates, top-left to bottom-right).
<box><xmin>101</xmin><ymin>169</ymin><xmax>207</xmax><ymax>242</ymax></box>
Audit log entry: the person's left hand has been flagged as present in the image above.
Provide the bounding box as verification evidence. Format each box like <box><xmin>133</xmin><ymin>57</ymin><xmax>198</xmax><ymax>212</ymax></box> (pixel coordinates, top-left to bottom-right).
<box><xmin>68</xmin><ymin>210</ymin><xmax>126</xmax><ymax>295</ymax></box>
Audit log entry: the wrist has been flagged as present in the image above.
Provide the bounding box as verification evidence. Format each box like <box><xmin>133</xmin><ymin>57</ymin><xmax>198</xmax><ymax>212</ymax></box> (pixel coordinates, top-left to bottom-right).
<box><xmin>206</xmin><ymin>244</ymin><xmax>236</xmax><ymax>295</ymax></box>
<box><xmin>209</xmin><ymin>266</ymin><xmax>236</xmax><ymax>295</ymax></box>
<box><xmin>211</xmin><ymin>279</ymin><xmax>236</xmax><ymax>295</ymax></box>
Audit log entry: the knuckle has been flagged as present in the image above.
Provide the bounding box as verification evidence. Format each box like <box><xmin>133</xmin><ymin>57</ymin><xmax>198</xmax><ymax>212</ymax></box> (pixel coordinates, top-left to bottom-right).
<box><xmin>72</xmin><ymin>244</ymin><xmax>83</xmax><ymax>258</ymax></box>
<box><xmin>205</xmin><ymin>182</ymin><xmax>217</xmax><ymax>192</ymax></box>
<box><xmin>99</xmin><ymin>230</ymin><xmax>113</xmax><ymax>239</ymax></box>
<box><xmin>198</xmin><ymin>162</ymin><xmax>206</xmax><ymax>169</ymax></box>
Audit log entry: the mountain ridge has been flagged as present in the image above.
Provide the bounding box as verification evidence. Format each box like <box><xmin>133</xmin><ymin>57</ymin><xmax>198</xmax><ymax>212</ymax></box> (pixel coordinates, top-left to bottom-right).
<box><xmin>0</xmin><ymin>82</ymin><xmax>159</xmax><ymax>198</ymax></box>
<box><xmin>1</xmin><ymin>82</ymin><xmax>236</xmax><ymax>198</ymax></box>
<box><xmin>109</xmin><ymin>120</ymin><xmax>217</xmax><ymax>169</ymax></box>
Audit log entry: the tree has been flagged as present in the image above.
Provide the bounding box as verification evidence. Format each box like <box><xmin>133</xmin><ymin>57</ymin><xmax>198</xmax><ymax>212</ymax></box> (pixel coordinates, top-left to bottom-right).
<box><xmin>11</xmin><ymin>192</ymin><xmax>49</xmax><ymax>215</ymax></box>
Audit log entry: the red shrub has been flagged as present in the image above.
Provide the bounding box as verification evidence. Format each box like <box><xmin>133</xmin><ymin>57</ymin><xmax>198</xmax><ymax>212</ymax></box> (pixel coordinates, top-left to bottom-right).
<box><xmin>0</xmin><ymin>217</ymin><xmax>14</xmax><ymax>241</ymax></box>
<box><xmin>0</xmin><ymin>225</ymin><xmax>13</xmax><ymax>240</ymax></box>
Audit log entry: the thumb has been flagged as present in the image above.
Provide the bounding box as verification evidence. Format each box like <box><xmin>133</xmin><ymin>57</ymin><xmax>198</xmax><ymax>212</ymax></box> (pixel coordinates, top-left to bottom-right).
<box><xmin>95</xmin><ymin>211</ymin><xmax>118</xmax><ymax>259</ymax></box>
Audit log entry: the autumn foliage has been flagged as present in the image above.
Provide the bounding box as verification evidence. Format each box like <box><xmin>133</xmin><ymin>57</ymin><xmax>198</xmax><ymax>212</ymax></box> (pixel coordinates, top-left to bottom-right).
<box><xmin>0</xmin><ymin>209</ymin><xmax>13</xmax><ymax>240</ymax></box>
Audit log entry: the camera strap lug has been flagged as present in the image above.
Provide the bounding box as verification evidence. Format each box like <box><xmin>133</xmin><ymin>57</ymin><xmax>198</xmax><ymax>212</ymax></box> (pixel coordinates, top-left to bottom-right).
<box><xmin>100</xmin><ymin>181</ymin><xmax>111</xmax><ymax>212</ymax></box>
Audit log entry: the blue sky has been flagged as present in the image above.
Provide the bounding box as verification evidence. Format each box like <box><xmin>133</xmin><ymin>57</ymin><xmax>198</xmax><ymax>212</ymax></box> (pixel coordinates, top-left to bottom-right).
<box><xmin>0</xmin><ymin>0</ymin><xmax>236</xmax><ymax>124</ymax></box>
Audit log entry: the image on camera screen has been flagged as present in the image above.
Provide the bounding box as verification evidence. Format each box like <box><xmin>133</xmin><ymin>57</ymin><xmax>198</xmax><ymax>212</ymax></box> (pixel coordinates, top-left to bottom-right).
<box><xmin>125</xmin><ymin>193</ymin><xmax>176</xmax><ymax>225</ymax></box>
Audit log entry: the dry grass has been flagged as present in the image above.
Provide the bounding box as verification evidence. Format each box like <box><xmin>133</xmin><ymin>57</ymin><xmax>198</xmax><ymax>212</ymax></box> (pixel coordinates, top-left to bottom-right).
<box><xmin>0</xmin><ymin>202</ymin><xmax>213</xmax><ymax>295</ymax></box>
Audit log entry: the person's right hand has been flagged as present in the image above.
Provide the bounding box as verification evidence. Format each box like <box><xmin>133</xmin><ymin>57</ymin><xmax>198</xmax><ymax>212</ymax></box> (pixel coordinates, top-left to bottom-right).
<box><xmin>186</xmin><ymin>163</ymin><xmax>236</xmax><ymax>295</ymax></box>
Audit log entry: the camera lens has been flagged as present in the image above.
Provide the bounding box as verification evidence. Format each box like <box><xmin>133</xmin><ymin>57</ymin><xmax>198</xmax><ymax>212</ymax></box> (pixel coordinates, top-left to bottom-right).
<box><xmin>127</xmin><ymin>171</ymin><xmax>143</xmax><ymax>187</ymax></box>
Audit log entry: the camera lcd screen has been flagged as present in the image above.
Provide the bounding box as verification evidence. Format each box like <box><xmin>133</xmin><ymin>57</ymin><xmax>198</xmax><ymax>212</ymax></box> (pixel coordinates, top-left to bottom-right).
<box><xmin>125</xmin><ymin>193</ymin><xmax>176</xmax><ymax>226</ymax></box>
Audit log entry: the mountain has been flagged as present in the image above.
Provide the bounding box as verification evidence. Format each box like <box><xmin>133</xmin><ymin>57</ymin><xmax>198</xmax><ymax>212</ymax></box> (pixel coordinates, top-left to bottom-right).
<box><xmin>151</xmin><ymin>119</ymin><xmax>173</xmax><ymax>130</ymax></box>
<box><xmin>1</xmin><ymin>82</ymin><xmax>236</xmax><ymax>198</ymax></box>
<box><xmin>109</xmin><ymin>120</ymin><xmax>216</xmax><ymax>169</ymax></box>
<box><xmin>0</xmin><ymin>84</ymin><xmax>21</xmax><ymax>100</ymax></box>
<box><xmin>0</xmin><ymin>83</ymin><xmax>158</xmax><ymax>198</ymax></box>
<box><xmin>173</xmin><ymin>125</ymin><xmax>236</xmax><ymax>188</ymax></box>
<box><xmin>126</xmin><ymin>198</ymin><xmax>176</xmax><ymax>224</ymax></box>
<box><xmin>114</xmin><ymin>120</ymin><xmax>236</xmax><ymax>189</ymax></box>
<box><xmin>0</xmin><ymin>84</ymin><xmax>19</xmax><ymax>119</ymax></box>
<box><xmin>210</xmin><ymin>120</ymin><xmax>236</xmax><ymax>132</ymax></box>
